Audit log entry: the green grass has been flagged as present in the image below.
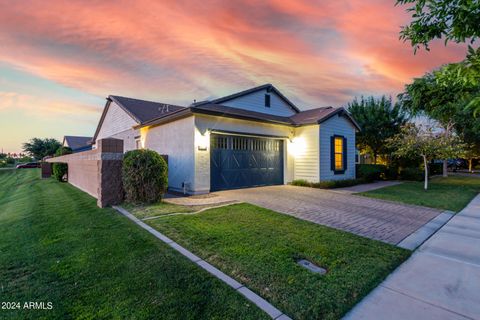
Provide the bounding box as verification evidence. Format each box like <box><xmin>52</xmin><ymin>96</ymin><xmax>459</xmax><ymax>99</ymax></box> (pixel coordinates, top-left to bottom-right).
<box><xmin>360</xmin><ymin>175</ymin><xmax>480</xmax><ymax>212</ymax></box>
<box><xmin>123</xmin><ymin>201</ymin><xmax>194</xmax><ymax>219</ymax></box>
<box><xmin>0</xmin><ymin>169</ymin><xmax>267</xmax><ymax>319</ymax></box>
<box><xmin>147</xmin><ymin>203</ymin><xmax>410</xmax><ymax>320</ymax></box>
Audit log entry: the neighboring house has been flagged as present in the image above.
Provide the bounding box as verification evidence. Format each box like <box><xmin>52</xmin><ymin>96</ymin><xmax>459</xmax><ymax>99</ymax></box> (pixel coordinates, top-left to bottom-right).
<box><xmin>63</xmin><ymin>136</ymin><xmax>93</xmax><ymax>153</ymax></box>
<box><xmin>92</xmin><ymin>84</ymin><xmax>359</xmax><ymax>194</ymax></box>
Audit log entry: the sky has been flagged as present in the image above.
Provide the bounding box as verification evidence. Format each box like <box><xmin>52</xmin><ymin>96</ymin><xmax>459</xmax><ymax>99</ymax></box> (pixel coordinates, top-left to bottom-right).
<box><xmin>0</xmin><ymin>0</ymin><xmax>468</xmax><ymax>153</ymax></box>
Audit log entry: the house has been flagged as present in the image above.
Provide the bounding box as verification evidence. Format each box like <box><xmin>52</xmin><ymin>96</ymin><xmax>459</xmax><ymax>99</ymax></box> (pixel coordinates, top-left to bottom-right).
<box><xmin>63</xmin><ymin>136</ymin><xmax>93</xmax><ymax>153</ymax></box>
<box><xmin>92</xmin><ymin>84</ymin><xmax>359</xmax><ymax>194</ymax></box>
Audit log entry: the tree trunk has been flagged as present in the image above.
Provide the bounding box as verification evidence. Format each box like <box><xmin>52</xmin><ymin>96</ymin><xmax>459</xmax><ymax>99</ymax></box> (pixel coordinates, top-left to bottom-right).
<box><xmin>373</xmin><ymin>152</ymin><xmax>377</xmax><ymax>165</ymax></box>
<box><xmin>443</xmin><ymin>160</ymin><xmax>448</xmax><ymax>177</ymax></box>
<box><xmin>423</xmin><ymin>155</ymin><xmax>429</xmax><ymax>191</ymax></box>
<box><xmin>469</xmin><ymin>159</ymin><xmax>473</xmax><ymax>173</ymax></box>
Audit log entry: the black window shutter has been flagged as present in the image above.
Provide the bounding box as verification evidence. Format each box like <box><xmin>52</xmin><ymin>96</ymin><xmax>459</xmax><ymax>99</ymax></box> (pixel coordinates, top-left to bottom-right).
<box><xmin>330</xmin><ymin>136</ymin><xmax>335</xmax><ymax>171</ymax></box>
<box><xmin>343</xmin><ymin>137</ymin><xmax>348</xmax><ymax>170</ymax></box>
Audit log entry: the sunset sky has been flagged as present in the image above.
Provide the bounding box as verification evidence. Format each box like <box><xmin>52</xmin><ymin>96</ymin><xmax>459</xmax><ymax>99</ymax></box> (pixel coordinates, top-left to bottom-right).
<box><xmin>0</xmin><ymin>0</ymin><xmax>468</xmax><ymax>153</ymax></box>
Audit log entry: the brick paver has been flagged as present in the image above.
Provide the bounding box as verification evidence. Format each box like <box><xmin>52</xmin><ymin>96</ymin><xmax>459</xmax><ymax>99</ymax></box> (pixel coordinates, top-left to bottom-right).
<box><xmin>215</xmin><ymin>185</ymin><xmax>442</xmax><ymax>245</ymax></box>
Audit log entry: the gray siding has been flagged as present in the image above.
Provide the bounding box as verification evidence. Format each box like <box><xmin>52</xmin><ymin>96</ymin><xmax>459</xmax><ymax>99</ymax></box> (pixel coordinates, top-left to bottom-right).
<box><xmin>319</xmin><ymin>114</ymin><xmax>356</xmax><ymax>181</ymax></box>
<box><xmin>221</xmin><ymin>88</ymin><xmax>296</xmax><ymax>116</ymax></box>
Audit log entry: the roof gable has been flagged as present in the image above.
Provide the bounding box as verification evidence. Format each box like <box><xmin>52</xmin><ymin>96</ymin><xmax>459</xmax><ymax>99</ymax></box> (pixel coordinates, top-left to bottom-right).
<box><xmin>92</xmin><ymin>96</ymin><xmax>186</xmax><ymax>142</ymax></box>
<box><xmin>195</xmin><ymin>84</ymin><xmax>300</xmax><ymax>116</ymax></box>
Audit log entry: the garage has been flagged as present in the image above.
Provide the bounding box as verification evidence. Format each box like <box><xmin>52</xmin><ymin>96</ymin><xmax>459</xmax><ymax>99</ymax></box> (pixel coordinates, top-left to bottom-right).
<box><xmin>210</xmin><ymin>134</ymin><xmax>284</xmax><ymax>191</ymax></box>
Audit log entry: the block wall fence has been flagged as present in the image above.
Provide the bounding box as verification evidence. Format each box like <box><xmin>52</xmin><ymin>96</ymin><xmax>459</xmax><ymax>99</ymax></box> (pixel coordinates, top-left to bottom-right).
<box><xmin>45</xmin><ymin>138</ymin><xmax>124</xmax><ymax>207</ymax></box>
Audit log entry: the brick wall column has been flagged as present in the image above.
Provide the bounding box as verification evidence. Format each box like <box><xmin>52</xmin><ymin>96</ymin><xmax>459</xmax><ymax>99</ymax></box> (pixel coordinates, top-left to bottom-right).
<box><xmin>96</xmin><ymin>139</ymin><xmax>124</xmax><ymax>208</ymax></box>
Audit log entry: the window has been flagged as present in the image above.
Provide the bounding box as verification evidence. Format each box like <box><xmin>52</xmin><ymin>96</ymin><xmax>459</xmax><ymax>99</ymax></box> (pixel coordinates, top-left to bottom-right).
<box><xmin>265</xmin><ymin>94</ymin><xmax>271</xmax><ymax>107</ymax></box>
<box><xmin>334</xmin><ymin>137</ymin><xmax>343</xmax><ymax>170</ymax></box>
<box><xmin>135</xmin><ymin>139</ymin><xmax>142</xmax><ymax>149</ymax></box>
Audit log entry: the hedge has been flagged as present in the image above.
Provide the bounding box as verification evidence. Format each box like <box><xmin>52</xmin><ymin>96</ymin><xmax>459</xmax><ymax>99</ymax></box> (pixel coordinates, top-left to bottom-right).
<box><xmin>291</xmin><ymin>178</ymin><xmax>366</xmax><ymax>189</ymax></box>
<box><xmin>122</xmin><ymin>149</ymin><xmax>168</xmax><ymax>204</ymax></box>
<box><xmin>52</xmin><ymin>147</ymin><xmax>72</xmax><ymax>182</ymax></box>
<box><xmin>356</xmin><ymin>164</ymin><xmax>387</xmax><ymax>182</ymax></box>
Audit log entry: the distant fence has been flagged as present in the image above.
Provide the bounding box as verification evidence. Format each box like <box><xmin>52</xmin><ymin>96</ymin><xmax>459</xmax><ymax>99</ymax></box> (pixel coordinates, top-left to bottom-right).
<box><xmin>45</xmin><ymin>138</ymin><xmax>124</xmax><ymax>207</ymax></box>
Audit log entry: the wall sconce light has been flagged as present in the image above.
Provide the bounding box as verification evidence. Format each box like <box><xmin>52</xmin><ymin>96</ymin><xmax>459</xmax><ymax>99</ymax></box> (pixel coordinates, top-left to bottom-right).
<box><xmin>197</xmin><ymin>130</ymin><xmax>209</xmax><ymax>151</ymax></box>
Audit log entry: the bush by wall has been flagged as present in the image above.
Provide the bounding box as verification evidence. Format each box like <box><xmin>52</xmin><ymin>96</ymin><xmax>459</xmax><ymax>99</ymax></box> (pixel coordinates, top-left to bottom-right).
<box><xmin>122</xmin><ymin>149</ymin><xmax>168</xmax><ymax>204</ymax></box>
<box><xmin>291</xmin><ymin>178</ymin><xmax>366</xmax><ymax>189</ymax></box>
<box><xmin>399</xmin><ymin>167</ymin><xmax>424</xmax><ymax>181</ymax></box>
<box><xmin>356</xmin><ymin>164</ymin><xmax>387</xmax><ymax>182</ymax></box>
<box><xmin>52</xmin><ymin>147</ymin><xmax>72</xmax><ymax>182</ymax></box>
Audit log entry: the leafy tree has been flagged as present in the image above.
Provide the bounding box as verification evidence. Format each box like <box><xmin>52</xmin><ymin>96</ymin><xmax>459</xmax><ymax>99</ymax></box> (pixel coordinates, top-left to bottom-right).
<box><xmin>22</xmin><ymin>138</ymin><xmax>62</xmax><ymax>160</ymax></box>
<box><xmin>399</xmin><ymin>48</ymin><xmax>480</xmax><ymax>174</ymax></box>
<box><xmin>388</xmin><ymin>123</ymin><xmax>465</xmax><ymax>190</ymax></box>
<box><xmin>397</xmin><ymin>0</ymin><xmax>480</xmax><ymax>52</ymax></box>
<box><xmin>348</xmin><ymin>95</ymin><xmax>408</xmax><ymax>164</ymax></box>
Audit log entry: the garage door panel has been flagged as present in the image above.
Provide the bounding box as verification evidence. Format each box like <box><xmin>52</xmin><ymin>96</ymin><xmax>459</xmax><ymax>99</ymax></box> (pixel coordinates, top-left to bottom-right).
<box><xmin>210</xmin><ymin>134</ymin><xmax>284</xmax><ymax>191</ymax></box>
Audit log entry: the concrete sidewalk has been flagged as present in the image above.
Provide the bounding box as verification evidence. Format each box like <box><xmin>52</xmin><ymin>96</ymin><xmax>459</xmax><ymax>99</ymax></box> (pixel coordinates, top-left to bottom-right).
<box><xmin>344</xmin><ymin>194</ymin><xmax>480</xmax><ymax>320</ymax></box>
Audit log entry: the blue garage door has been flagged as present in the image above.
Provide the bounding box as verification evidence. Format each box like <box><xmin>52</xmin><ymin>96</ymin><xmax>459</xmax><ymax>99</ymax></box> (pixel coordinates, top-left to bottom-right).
<box><xmin>210</xmin><ymin>134</ymin><xmax>284</xmax><ymax>191</ymax></box>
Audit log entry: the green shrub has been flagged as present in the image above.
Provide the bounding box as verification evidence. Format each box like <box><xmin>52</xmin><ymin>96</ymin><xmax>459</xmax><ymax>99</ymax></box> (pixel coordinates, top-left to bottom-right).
<box><xmin>122</xmin><ymin>149</ymin><xmax>168</xmax><ymax>204</ymax></box>
<box><xmin>52</xmin><ymin>147</ymin><xmax>72</xmax><ymax>182</ymax></box>
<box><xmin>291</xmin><ymin>178</ymin><xmax>365</xmax><ymax>189</ymax></box>
<box><xmin>291</xmin><ymin>179</ymin><xmax>310</xmax><ymax>187</ymax></box>
<box><xmin>428</xmin><ymin>163</ymin><xmax>443</xmax><ymax>176</ymax></box>
<box><xmin>384</xmin><ymin>166</ymin><xmax>399</xmax><ymax>180</ymax></box>
<box><xmin>356</xmin><ymin>164</ymin><xmax>387</xmax><ymax>182</ymax></box>
<box><xmin>399</xmin><ymin>167</ymin><xmax>424</xmax><ymax>181</ymax></box>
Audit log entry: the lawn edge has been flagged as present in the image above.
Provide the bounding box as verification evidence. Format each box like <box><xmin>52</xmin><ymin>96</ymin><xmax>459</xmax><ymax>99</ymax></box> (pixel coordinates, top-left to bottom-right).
<box><xmin>112</xmin><ymin>205</ymin><xmax>291</xmax><ymax>320</ymax></box>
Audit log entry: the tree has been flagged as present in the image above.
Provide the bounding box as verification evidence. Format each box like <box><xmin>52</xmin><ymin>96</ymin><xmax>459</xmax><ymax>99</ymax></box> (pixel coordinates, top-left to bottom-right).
<box><xmin>388</xmin><ymin>123</ymin><xmax>465</xmax><ymax>190</ymax></box>
<box><xmin>22</xmin><ymin>138</ymin><xmax>62</xmax><ymax>160</ymax></box>
<box><xmin>399</xmin><ymin>47</ymin><xmax>480</xmax><ymax>175</ymax></box>
<box><xmin>397</xmin><ymin>0</ymin><xmax>480</xmax><ymax>52</ymax></box>
<box><xmin>348</xmin><ymin>95</ymin><xmax>408</xmax><ymax>164</ymax></box>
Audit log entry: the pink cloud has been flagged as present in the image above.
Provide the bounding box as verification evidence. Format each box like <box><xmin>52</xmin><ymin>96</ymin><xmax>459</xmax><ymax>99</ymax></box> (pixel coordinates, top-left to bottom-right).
<box><xmin>0</xmin><ymin>0</ymin><xmax>469</xmax><ymax>108</ymax></box>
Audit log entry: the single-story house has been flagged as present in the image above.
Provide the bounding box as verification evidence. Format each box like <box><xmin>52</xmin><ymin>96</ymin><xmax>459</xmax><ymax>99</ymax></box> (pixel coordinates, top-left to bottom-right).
<box><xmin>92</xmin><ymin>84</ymin><xmax>359</xmax><ymax>194</ymax></box>
<box><xmin>63</xmin><ymin>136</ymin><xmax>93</xmax><ymax>153</ymax></box>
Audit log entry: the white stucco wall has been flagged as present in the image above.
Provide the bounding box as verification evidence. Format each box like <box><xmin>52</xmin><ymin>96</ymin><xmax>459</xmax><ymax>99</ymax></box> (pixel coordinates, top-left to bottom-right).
<box><xmin>143</xmin><ymin>116</ymin><xmax>196</xmax><ymax>194</ymax></box>
<box><xmin>220</xmin><ymin>89</ymin><xmax>296</xmax><ymax>117</ymax></box>
<box><xmin>291</xmin><ymin>125</ymin><xmax>320</xmax><ymax>182</ymax></box>
<box><xmin>319</xmin><ymin>114</ymin><xmax>356</xmax><ymax>181</ymax></box>
<box><xmin>194</xmin><ymin>114</ymin><xmax>294</xmax><ymax>192</ymax></box>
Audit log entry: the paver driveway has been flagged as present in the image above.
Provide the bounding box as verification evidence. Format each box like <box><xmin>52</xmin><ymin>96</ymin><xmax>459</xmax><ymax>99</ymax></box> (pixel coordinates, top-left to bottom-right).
<box><xmin>215</xmin><ymin>185</ymin><xmax>442</xmax><ymax>245</ymax></box>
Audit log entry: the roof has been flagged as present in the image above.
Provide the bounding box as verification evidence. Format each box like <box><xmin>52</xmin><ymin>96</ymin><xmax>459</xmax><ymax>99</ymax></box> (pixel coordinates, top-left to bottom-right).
<box><xmin>92</xmin><ymin>85</ymin><xmax>360</xmax><ymax>142</ymax></box>
<box><xmin>142</xmin><ymin>103</ymin><xmax>360</xmax><ymax>130</ymax></box>
<box><xmin>63</xmin><ymin>136</ymin><xmax>92</xmax><ymax>150</ymax></box>
<box><xmin>92</xmin><ymin>96</ymin><xmax>186</xmax><ymax>142</ymax></box>
<box><xmin>289</xmin><ymin>106</ymin><xmax>360</xmax><ymax>130</ymax></box>
<box><xmin>194</xmin><ymin>84</ymin><xmax>300</xmax><ymax>113</ymax></box>
<box><xmin>109</xmin><ymin>95</ymin><xmax>185</xmax><ymax>123</ymax></box>
<box><xmin>191</xmin><ymin>103</ymin><xmax>294</xmax><ymax>125</ymax></box>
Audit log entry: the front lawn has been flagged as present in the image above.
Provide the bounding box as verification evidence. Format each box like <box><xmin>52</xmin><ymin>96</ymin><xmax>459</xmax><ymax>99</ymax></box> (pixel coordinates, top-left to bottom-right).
<box><xmin>123</xmin><ymin>201</ymin><xmax>194</xmax><ymax>219</ymax></box>
<box><xmin>359</xmin><ymin>175</ymin><xmax>480</xmax><ymax>212</ymax></box>
<box><xmin>147</xmin><ymin>203</ymin><xmax>410</xmax><ymax>320</ymax></box>
<box><xmin>0</xmin><ymin>169</ymin><xmax>267</xmax><ymax>319</ymax></box>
